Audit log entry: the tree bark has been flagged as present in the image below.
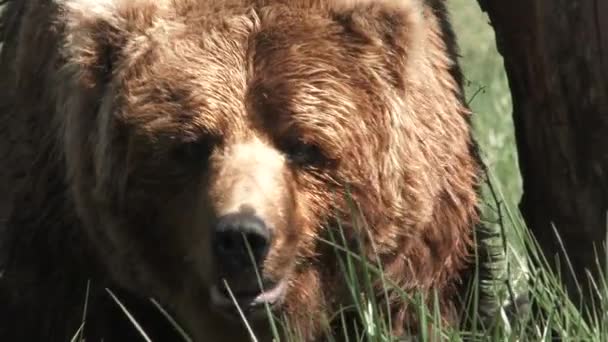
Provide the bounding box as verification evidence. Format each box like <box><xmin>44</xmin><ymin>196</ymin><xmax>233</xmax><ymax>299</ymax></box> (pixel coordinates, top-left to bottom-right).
<box><xmin>478</xmin><ymin>0</ymin><xmax>608</xmax><ymax>308</ymax></box>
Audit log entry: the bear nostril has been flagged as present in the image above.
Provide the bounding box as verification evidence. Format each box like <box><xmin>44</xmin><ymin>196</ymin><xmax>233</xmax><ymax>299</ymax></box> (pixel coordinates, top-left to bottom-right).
<box><xmin>216</xmin><ymin>233</ymin><xmax>237</xmax><ymax>254</ymax></box>
<box><xmin>244</xmin><ymin>231</ymin><xmax>270</xmax><ymax>259</ymax></box>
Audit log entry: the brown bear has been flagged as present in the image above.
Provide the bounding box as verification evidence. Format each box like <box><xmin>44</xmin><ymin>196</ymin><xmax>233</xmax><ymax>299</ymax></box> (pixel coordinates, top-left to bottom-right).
<box><xmin>0</xmin><ymin>0</ymin><xmax>491</xmax><ymax>341</ymax></box>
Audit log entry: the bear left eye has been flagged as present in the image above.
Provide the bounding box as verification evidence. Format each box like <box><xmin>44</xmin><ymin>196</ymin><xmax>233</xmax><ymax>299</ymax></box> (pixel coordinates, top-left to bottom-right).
<box><xmin>170</xmin><ymin>139</ymin><xmax>215</xmax><ymax>165</ymax></box>
<box><xmin>283</xmin><ymin>140</ymin><xmax>326</xmax><ymax>167</ymax></box>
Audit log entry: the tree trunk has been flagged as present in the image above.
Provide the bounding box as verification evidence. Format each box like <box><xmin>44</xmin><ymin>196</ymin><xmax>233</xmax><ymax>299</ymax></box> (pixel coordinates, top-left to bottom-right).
<box><xmin>478</xmin><ymin>0</ymin><xmax>608</xmax><ymax>308</ymax></box>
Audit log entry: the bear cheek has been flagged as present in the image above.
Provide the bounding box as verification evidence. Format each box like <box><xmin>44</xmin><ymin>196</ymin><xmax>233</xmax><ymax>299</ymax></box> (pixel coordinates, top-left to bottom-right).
<box><xmin>180</xmin><ymin>197</ymin><xmax>216</xmax><ymax>285</ymax></box>
<box><xmin>147</xmin><ymin>183</ymin><xmax>217</xmax><ymax>290</ymax></box>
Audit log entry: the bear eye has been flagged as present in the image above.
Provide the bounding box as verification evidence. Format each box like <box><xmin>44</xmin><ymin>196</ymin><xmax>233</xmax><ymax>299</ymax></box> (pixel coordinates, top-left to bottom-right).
<box><xmin>170</xmin><ymin>139</ymin><xmax>215</xmax><ymax>165</ymax></box>
<box><xmin>283</xmin><ymin>139</ymin><xmax>326</xmax><ymax>167</ymax></box>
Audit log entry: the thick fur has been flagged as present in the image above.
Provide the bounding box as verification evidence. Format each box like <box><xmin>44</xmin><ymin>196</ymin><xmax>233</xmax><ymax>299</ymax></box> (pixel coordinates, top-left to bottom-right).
<box><xmin>0</xmin><ymin>0</ymin><xmax>483</xmax><ymax>341</ymax></box>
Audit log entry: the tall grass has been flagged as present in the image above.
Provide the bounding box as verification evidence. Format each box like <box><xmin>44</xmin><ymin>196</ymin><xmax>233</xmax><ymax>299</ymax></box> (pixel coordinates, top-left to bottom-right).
<box><xmin>228</xmin><ymin>175</ymin><xmax>608</xmax><ymax>342</ymax></box>
<box><xmin>99</xmin><ymin>172</ymin><xmax>607</xmax><ymax>341</ymax></box>
<box><xmin>89</xmin><ymin>154</ymin><xmax>608</xmax><ymax>341</ymax></box>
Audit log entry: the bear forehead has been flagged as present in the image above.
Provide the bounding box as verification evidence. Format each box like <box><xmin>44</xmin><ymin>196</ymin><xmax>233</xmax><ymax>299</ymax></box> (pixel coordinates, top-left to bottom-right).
<box><xmin>116</xmin><ymin>6</ymin><xmax>392</xmax><ymax>149</ymax></box>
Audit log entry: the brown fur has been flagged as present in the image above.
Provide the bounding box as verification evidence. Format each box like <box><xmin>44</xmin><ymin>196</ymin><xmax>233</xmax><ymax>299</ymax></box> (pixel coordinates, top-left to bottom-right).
<box><xmin>0</xmin><ymin>0</ymin><xmax>481</xmax><ymax>340</ymax></box>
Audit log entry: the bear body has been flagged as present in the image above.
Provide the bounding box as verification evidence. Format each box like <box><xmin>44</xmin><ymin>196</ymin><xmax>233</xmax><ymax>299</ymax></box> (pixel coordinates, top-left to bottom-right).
<box><xmin>0</xmin><ymin>0</ymin><xmax>485</xmax><ymax>340</ymax></box>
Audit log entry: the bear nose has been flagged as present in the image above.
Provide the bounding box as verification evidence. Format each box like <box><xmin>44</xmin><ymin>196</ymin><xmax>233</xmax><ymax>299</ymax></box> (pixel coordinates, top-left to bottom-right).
<box><xmin>212</xmin><ymin>213</ymin><xmax>271</xmax><ymax>275</ymax></box>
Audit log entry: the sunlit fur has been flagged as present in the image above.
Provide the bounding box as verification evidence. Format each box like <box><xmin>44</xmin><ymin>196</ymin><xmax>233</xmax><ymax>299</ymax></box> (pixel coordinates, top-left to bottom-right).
<box><xmin>0</xmin><ymin>0</ymin><xmax>481</xmax><ymax>340</ymax></box>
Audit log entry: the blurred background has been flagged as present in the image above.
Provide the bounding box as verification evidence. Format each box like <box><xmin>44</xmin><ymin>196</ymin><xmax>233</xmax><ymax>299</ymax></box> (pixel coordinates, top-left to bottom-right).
<box><xmin>448</xmin><ymin>0</ymin><xmax>522</xmax><ymax>207</ymax></box>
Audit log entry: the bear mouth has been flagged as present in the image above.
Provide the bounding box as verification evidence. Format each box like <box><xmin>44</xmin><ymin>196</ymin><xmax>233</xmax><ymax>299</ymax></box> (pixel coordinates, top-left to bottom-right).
<box><xmin>209</xmin><ymin>279</ymin><xmax>288</xmax><ymax>320</ymax></box>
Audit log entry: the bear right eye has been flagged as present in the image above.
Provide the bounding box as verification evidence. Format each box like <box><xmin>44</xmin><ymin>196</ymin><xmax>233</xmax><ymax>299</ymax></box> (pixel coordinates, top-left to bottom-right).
<box><xmin>283</xmin><ymin>139</ymin><xmax>327</xmax><ymax>168</ymax></box>
<box><xmin>170</xmin><ymin>139</ymin><xmax>215</xmax><ymax>165</ymax></box>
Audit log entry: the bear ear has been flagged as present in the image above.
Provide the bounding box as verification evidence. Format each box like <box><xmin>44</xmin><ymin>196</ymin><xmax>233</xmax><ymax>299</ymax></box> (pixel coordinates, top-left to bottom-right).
<box><xmin>329</xmin><ymin>0</ymin><xmax>426</xmax><ymax>74</ymax></box>
<box><xmin>60</xmin><ymin>0</ymin><xmax>159</xmax><ymax>88</ymax></box>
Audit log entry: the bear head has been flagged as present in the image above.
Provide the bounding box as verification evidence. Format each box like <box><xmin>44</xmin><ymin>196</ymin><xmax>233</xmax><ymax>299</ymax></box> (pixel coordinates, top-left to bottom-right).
<box><xmin>55</xmin><ymin>0</ymin><xmax>479</xmax><ymax>339</ymax></box>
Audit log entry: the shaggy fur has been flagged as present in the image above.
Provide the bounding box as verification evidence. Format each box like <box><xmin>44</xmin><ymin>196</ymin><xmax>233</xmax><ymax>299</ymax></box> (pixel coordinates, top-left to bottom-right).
<box><xmin>0</xmin><ymin>0</ymin><xmax>484</xmax><ymax>340</ymax></box>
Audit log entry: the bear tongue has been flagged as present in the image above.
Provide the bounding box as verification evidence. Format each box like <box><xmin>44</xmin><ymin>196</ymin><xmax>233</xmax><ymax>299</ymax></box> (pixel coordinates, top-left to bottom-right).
<box><xmin>251</xmin><ymin>280</ymin><xmax>287</xmax><ymax>306</ymax></box>
<box><xmin>210</xmin><ymin>279</ymin><xmax>287</xmax><ymax>313</ymax></box>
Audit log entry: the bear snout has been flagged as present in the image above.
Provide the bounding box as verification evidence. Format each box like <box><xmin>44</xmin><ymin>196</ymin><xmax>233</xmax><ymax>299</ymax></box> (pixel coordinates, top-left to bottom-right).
<box><xmin>209</xmin><ymin>213</ymin><xmax>289</xmax><ymax>318</ymax></box>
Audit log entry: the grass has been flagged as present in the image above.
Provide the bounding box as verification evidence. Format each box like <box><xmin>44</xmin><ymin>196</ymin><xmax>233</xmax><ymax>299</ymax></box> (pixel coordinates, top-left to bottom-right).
<box><xmin>24</xmin><ymin>1</ymin><xmax>608</xmax><ymax>341</ymax></box>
